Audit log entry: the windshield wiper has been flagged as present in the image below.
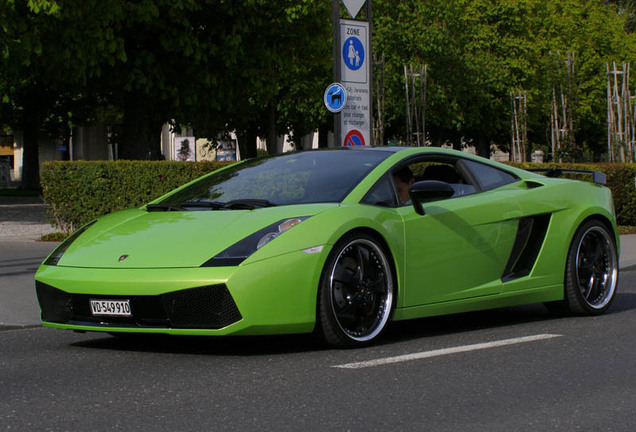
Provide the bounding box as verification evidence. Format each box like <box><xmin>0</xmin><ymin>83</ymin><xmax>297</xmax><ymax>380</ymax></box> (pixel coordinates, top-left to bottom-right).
<box><xmin>146</xmin><ymin>204</ymin><xmax>184</xmax><ymax>212</ymax></box>
<box><xmin>222</xmin><ymin>199</ymin><xmax>277</xmax><ymax>210</ymax></box>
<box><xmin>175</xmin><ymin>199</ymin><xmax>277</xmax><ymax>210</ymax></box>
<box><xmin>179</xmin><ymin>201</ymin><xmax>225</xmax><ymax>209</ymax></box>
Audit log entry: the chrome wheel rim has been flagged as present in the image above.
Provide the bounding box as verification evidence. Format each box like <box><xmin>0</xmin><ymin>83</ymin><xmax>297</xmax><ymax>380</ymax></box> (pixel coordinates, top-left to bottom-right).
<box><xmin>329</xmin><ymin>239</ymin><xmax>393</xmax><ymax>342</ymax></box>
<box><xmin>575</xmin><ymin>227</ymin><xmax>618</xmax><ymax>310</ymax></box>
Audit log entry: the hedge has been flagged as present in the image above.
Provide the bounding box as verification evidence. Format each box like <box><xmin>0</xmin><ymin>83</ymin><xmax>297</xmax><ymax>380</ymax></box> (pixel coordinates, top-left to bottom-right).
<box><xmin>41</xmin><ymin>160</ymin><xmax>233</xmax><ymax>233</ymax></box>
<box><xmin>40</xmin><ymin>160</ymin><xmax>636</xmax><ymax>233</ymax></box>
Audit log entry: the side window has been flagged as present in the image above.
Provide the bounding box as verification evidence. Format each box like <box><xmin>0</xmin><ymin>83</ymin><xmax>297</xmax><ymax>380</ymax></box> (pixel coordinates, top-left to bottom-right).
<box><xmin>361</xmin><ymin>175</ymin><xmax>398</xmax><ymax>208</ymax></box>
<box><xmin>411</xmin><ymin>160</ymin><xmax>477</xmax><ymax>197</ymax></box>
<box><xmin>462</xmin><ymin>159</ymin><xmax>517</xmax><ymax>191</ymax></box>
<box><xmin>390</xmin><ymin>157</ymin><xmax>478</xmax><ymax>206</ymax></box>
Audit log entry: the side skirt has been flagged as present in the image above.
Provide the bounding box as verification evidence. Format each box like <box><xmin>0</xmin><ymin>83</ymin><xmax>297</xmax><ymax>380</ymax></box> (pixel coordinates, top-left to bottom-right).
<box><xmin>391</xmin><ymin>284</ymin><xmax>563</xmax><ymax>322</ymax></box>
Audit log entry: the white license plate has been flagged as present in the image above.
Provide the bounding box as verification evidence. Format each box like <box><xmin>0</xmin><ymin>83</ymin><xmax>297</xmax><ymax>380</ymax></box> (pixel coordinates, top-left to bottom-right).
<box><xmin>90</xmin><ymin>299</ymin><xmax>132</xmax><ymax>317</ymax></box>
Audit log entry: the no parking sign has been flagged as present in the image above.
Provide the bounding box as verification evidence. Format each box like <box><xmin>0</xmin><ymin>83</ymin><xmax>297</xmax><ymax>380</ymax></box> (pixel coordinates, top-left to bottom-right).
<box><xmin>344</xmin><ymin>130</ymin><xmax>365</xmax><ymax>146</ymax></box>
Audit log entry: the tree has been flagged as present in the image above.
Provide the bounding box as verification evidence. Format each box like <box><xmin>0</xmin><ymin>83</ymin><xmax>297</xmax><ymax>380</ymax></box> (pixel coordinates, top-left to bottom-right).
<box><xmin>1</xmin><ymin>0</ymin><xmax>333</xmax><ymax>183</ymax></box>
<box><xmin>373</xmin><ymin>0</ymin><xmax>636</xmax><ymax>160</ymax></box>
<box><xmin>0</xmin><ymin>0</ymin><xmax>126</xmax><ymax>189</ymax></box>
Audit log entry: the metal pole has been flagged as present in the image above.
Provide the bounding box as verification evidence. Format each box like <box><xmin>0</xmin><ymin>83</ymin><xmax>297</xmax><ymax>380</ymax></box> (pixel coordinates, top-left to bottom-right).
<box><xmin>332</xmin><ymin>0</ymin><xmax>341</xmax><ymax>147</ymax></box>
<box><xmin>404</xmin><ymin>65</ymin><xmax>411</xmax><ymax>146</ymax></box>
<box><xmin>69</xmin><ymin>128</ymin><xmax>74</xmax><ymax>161</ymax></box>
<box><xmin>367</xmin><ymin>0</ymin><xmax>373</xmax><ymax>146</ymax></box>
<box><xmin>422</xmin><ymin>64</ymin><xmax>427</xmax><ymax>146</ymax></box>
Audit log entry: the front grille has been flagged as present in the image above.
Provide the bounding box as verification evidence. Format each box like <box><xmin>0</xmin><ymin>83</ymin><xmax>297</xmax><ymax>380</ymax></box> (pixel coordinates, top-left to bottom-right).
<box><xmin>35</xmin><ymin>282</ymin><xmax>242</xmax><ymax>330</ymax></box>
<box><xmin>162</xmin><ymin>285</ymin><xmax>242</xmax><ymax>328</ymax></box>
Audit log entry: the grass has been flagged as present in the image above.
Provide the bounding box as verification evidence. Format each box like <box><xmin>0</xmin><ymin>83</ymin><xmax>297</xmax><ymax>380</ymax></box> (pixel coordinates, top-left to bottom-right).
<box><xmin>39</xmin><ymin>232</ymin><xmax>68</xmax><ymax>242</ymax></box>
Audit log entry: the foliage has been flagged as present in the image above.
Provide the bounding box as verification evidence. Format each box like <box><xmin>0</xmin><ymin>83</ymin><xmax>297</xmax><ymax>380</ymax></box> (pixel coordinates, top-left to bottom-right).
<box><xmin>41</xmin><ymin>160</ymin><xmax>233</xmax><ymax>233</ymax></box>
<box><xmin>373</xmin><ymin>0</ymin><xmax>636</xmax><ymax>158</ymax></box>
<box><xmin>1</xmin><ymin>1</ymin><xmax>331</xmax><ymax>182</ymax></box>
<box><xmin>41</xmin><ymin>159</ymin><xmax>636</xmax><ymax>233</ymax></box>
<box><xmin>3</xmin><ymin>0</ymin><xmax>636</xmax><ymax>178</ymax></box>
<box><xmin>40</xmin><ymin>231</ymin><xmax>68</xmax><ymax>242</ymax></box>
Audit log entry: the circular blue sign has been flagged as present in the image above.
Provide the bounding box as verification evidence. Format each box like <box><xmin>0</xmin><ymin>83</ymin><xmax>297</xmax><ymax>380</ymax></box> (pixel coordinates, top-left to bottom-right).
<box><xmin>342</xmin><ymin>37</ymin><xmax>365</xmax><ymax>71</ymax></box>
<box><xmin>324</xmin><ymin>83</ymin><xmax>347</xmax><ymax>113</ymax></box>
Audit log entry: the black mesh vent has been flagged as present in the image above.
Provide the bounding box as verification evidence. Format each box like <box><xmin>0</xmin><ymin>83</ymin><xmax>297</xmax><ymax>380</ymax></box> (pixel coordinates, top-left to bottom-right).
<box><xmin>35</xmin><ymin>282</ymin><xmax>242</xmax><ymax>330</ymax></box>
<box><xmin>502</xmin><ymin>214</ymin><xmax>551</xmax><ymax>282</ymax></box>
<box><xmin>161</xmin><ymin>285</ymin><xmax>242</xmax><ymax>328</ymax></box>
<box><xmin>36</xmin><ymin>281</ymin><xmax>73</xmax><ymax>323</ymax></box>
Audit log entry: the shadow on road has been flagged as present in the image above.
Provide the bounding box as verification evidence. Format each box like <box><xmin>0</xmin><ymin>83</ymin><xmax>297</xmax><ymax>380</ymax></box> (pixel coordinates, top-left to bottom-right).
<box><xmin>71</xmin><ymin>332</ymin><xmax>323</xmax><ymax>356</ymax></box>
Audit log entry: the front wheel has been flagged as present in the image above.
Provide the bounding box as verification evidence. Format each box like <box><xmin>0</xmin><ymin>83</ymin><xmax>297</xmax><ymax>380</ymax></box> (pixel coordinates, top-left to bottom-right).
<box><xmin>316</xmin><ymin>233</ymin><xmax>395</xmax><ymax>348</ymax></box>
<box><xmin>558</xmin><ymin>220</ymin><xmax>619</xmax><ymax>315</ymax></box>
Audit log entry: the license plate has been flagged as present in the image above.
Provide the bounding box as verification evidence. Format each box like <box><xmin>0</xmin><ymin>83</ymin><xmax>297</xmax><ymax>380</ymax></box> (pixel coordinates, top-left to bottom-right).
<box><xmin>90</xmin><ymin>299</ymin><xmax>132</xmax><ymax>317</ymax></box>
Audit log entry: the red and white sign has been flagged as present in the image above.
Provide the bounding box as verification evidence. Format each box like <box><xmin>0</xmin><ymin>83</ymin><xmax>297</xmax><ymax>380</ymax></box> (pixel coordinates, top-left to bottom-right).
<box><xmin>344</xmin><ymin>130</ymin><xmax>365</xmax><ymax>146</ymax></box>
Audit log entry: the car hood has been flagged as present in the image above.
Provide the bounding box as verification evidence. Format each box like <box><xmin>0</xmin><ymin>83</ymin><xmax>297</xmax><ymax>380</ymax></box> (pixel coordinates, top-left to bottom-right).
<box><xmin>55</xmin><ymin>204</ymin><xmax>337</xmax><ymax>269</ymax></box>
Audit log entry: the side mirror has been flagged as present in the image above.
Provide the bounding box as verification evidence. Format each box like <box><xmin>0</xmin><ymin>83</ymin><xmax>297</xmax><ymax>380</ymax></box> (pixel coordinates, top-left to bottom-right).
<box><xmin>409</xmin><ymin>180</ymin><xmax>454</xmax><ymax>215</ymax></box>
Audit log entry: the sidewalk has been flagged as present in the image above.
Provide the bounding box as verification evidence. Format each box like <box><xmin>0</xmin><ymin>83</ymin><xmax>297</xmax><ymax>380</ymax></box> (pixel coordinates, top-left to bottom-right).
<box><xmin>0</xmin><ymin>196</ymin><xmax>58</xmax><ymax>241</ymax></box>
<box><xmin>620</xmin><ymin>234</ymin><xmax>636</xmax><ymax>269</ymax></box>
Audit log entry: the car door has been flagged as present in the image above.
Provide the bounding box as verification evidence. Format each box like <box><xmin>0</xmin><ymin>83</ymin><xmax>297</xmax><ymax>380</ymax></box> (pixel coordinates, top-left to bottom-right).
<box><xmin>398</xmin><ymin>155</ymin><xmax>523</xmax><ymax>307</ymax></box>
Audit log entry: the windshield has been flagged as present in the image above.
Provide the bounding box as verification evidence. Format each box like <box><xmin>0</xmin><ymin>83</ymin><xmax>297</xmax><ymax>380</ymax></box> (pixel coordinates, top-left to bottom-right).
<box><xmin>154</xmin><ymin>149</ymin><xmax>390</xmax><ymax>210</ymax></box>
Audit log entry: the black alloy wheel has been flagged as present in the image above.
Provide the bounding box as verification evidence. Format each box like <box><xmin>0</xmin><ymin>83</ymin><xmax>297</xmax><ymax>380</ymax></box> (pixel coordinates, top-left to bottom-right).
<box><xmin>317</xmin><ymin>232</ymin><xmax>394</xmax><ymax>348</ymax></box>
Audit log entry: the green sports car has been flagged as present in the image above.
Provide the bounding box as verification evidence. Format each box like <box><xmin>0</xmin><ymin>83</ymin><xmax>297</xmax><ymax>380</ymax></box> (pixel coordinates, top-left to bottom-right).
<box><xmin>35</xmin><ymin>147</ymin><xmax>619</xmax><ymax>347</ymax></box>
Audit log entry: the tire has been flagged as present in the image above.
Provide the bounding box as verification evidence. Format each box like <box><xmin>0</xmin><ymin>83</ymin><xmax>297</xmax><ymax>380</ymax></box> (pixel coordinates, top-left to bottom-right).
<box><xmin>555</xmin><ymin>220</ymin><xmax>619</xmax><ymax>315</ymax></box>
<box><xmin>316</xmin><ymin>232</ymin><xmax>395</xmax><ymax>348</ymax></box>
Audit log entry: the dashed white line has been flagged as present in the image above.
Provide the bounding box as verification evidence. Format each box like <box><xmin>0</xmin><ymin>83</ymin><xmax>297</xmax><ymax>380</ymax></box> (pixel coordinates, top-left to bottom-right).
<box><xmin>333</xmin><ymin>333</ymin><xmax>563</xmax><ymax>369</ymax></box>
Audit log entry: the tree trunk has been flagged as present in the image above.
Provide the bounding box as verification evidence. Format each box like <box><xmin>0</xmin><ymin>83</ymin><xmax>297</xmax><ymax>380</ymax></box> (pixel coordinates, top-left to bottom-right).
<box><xmin>237</xmin><ymin>129</ymin><xmax>258</xmax><ymax>160</ymax></box>
<box><xmin>19</xmin><ymin>91</ymin><xmax>43</xmax><ymax>191</ymax></box>
<box><xmin>475</xmin><ymin>137</ymin><xmax>491</xmax><ymax>159</ymax></box>
<box><xmin>266</xmin><ymin>103</ymin><xmax>277</xmax><ymax>155</ymax></box>
<box><xmin>120</xmin><ymin>92</ymin><xmax>161</xmax><ymax>160</ymax></box>
<box><xmin>318</xmin><ymin>123</ymin><xmax>329</xmax><ymax>148</ymax></box>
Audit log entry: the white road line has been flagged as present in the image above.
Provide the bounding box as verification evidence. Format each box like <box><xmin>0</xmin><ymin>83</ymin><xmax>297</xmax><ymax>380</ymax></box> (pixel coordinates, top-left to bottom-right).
<box><xmin>333</xmin><ymin>333</ymin><xmax>563</xmax><ymax>369</ymax></box>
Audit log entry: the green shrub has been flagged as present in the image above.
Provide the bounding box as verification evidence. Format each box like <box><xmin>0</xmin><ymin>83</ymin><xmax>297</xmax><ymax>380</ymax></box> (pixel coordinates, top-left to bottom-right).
<box><xmin>41</xmin><ymin>159</ymin><xmax>636</xmax><ymax>233</ymax></box>
<box><xmin>41</xmin><ymin>160</ymin><xmax>233</xmax><ymax>233</ymax></box>
<box><xmin>40</xmin><ymin>232</ymin><xmax>69</xmax><ymax>242</ymax></box>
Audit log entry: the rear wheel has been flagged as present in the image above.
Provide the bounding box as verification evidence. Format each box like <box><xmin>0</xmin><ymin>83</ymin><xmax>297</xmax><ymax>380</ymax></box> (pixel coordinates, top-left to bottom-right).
<box><xmin>316</xmin><ymin>233</ymin><xmax>394</xmax><ymax>348</ymax></box>
<box><xmin>549</xmin><ymin>220</ymin><xmax>618</xmax><ymax>315</ymax></box>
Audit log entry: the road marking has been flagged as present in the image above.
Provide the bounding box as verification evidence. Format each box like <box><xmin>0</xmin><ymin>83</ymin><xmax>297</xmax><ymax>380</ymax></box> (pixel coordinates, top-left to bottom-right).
<box><xmin>333</xmin><ymin>333</ymin><xmax>563</xmax><ymax>369</ymax></box>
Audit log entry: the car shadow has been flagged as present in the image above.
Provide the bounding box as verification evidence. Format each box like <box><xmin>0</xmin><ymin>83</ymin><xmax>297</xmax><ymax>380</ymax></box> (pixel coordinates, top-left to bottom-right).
<box><xmin>71</xmin><ymin>293</ymin><xmax>636</xmax><ymax>355</ymax></box>
<box><xmin>383</xmin><ymin>292</ymin><xmax>636</xmax><ymax>346</ymax></box>
<box><xmin>382</xmin><ymin>303</ymin><xmax>554</xmax><ymax>344</ymax></box>
<box><xmin>71</xmin><ymin>331</ymin><xmax>324</xmax><ymax>356</ymax></box>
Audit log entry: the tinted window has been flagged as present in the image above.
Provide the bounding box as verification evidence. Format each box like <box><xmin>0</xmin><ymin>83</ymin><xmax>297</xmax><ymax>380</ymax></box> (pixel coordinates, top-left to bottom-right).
<box><xmin>403</xmin><ymin>158</ymin><xmax>477</xmax><ymax>199</ymax></box>
<box><xmin>361</xmin><ymin>175</ymin><xmax>398</xmax><ymax>207</ymax></box>
<box><xmin>157</xmin><ymin>150</ymin><xmax>390</xmax><ymax>208</ymax></box>
<box><xmin>463</xmin><ymin>159</ymin><xmax>517</xmax><ymax>190</ymax></box>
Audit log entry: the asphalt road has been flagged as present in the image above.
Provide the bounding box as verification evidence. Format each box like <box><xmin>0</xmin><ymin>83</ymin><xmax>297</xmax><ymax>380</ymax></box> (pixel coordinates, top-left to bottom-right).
<box><xmin>1</xmin><ymin>240</ymin><xmax>636</xmax><ymax>431</ymax></box>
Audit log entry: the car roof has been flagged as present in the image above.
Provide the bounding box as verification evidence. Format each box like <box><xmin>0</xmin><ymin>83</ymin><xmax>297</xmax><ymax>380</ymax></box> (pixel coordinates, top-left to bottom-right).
<box><xmin>337</xmin><ymin>146</ymin><xmax>409</xmax><ymax>153</ymax></box>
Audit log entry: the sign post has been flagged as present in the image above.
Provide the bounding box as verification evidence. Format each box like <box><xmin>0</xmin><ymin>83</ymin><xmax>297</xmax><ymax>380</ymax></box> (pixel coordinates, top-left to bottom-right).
<box><xmin>331</xmin><ymin>0</ymin><xmax>373</xmax><ymax>147</ymax></box>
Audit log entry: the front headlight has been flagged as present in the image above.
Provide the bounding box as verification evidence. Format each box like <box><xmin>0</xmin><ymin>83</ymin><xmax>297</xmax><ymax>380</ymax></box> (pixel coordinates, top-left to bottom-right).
<box><xmin>43</xmin><ymin>221</ymin><xmax>97</xmax><ymax>266</ymax></box>
<box><xmin>202</xmin><ymin>217</ymin><xmax>309</xmax><ymax>267</ymax></box>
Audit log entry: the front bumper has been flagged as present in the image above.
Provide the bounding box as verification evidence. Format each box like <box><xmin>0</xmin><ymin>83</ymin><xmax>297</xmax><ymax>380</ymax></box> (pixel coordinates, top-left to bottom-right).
<box><xmin>34</xmin><ymin>248</ymin><xmax>327</xmax><ymax>336</ymax></box>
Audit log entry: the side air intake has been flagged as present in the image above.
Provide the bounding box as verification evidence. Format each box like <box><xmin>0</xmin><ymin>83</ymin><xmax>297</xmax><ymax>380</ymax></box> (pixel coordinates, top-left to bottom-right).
<box><xmin>502</xmin><ymin>214</ymin><xmax>551</xmax><ymax>282</ymax></box>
